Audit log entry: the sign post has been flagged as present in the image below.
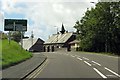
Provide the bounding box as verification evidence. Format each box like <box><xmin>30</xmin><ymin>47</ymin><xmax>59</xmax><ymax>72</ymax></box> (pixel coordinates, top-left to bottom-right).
<box><xmin>4</xmin><ymin>19</ymin><xmax>27</xmax><ymax>49</ymax></box>
<box><xmin>8</xmin><ymin>31</ymin><xmax>11</xmax><ymax>44</ymax></box>
<box><xmin>21</xmin><ymin>31</ymin><xmax>23</xmax><ymax>50</ymax></box>
<box><xmin>13</xmin><ymin>22</ymin><xmax>15</xmax><ymax>31</ymax></box>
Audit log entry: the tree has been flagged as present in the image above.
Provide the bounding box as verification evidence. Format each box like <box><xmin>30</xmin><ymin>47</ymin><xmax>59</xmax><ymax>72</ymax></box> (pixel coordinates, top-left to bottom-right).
<box><xmin>74</xmin><ymin>2</ymin><xmax>120</xmax><ymax>55</ymax></box>
<box><xmin>11</xmin><ymin>31</ymin><xmax>25</xmax><ymax>43</ymax></box>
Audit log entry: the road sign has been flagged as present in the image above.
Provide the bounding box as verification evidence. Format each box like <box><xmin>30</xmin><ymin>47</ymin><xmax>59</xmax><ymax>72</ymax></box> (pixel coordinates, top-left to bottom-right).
<box><xmin>4</xmin><ymin>19</ymin><xmax>27</xmax><ymax>31</ymax></box>
<box><xmin>15</xmin><ymin>24</ymin><xmax>23</xmax><ymax>31</ymax></box>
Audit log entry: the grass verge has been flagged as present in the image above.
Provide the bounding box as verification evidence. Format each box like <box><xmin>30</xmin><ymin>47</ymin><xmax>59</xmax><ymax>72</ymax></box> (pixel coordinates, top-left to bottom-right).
<box><xmin>0</xmin><ymin>39</ymin><xmax>33</xmax><ymax>69</ymax></box>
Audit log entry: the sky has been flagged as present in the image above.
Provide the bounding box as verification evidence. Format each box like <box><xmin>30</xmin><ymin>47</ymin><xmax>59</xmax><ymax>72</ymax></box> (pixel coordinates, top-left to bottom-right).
<box><xmin>0</xmin><ymin>0</ymin><xmax>98</xmax><ymax>41</ymax></box>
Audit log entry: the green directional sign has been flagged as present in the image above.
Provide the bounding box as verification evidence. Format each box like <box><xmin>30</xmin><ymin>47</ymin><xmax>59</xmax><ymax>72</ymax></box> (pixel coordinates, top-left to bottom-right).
<box><xmin>4</xmin><ymin>19</ymin><xmax>27</xmax><ymax>31</ymax></box>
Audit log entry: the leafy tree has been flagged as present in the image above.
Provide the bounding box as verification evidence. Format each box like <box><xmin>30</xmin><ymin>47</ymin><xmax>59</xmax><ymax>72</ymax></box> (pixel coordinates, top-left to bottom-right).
<box><xmin>74</xmin><ymin>2</ymin><xmax>120</xmax><ymax>55</ymax></box>
<box><xmin>11</xmin><ymin>31</ymin><xmax>25</xmax><ymax>43</ymax></box>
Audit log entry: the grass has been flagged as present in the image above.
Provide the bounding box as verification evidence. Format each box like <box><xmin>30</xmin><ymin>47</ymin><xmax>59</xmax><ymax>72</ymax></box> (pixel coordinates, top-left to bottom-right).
<box><xmin>0</xmin><ymin>39</ymin><xmax>33</xmax><ymax>69</ymax></box>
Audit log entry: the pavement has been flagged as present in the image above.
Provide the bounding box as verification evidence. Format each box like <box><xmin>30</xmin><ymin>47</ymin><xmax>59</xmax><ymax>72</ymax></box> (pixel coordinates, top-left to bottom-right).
<box><xmin>2</xmin><ymin>53</ymin><xmax>47</xmax><ymax>79</ymax></box>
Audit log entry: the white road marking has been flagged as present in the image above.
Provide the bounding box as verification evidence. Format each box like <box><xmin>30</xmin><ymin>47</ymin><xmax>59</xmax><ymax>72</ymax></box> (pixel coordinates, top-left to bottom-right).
<box><xmin>93</xmin><ymin>68</ymin><xmax>107</xmax><ymax>78</ymax></box>
<box><xmin>106</xmin><ymin>75</ymin><xmax>116</xmax><ymax>77</ymax></box>
<box><xmin>33</xmin><ymin>59</ymin><xmax>49</xmax><ymax>78</ymax></box>
<box><xmin>28</xmin><ymin>59</ymin><xmax>49</xmax><ymax>78</ymax></box>
<box><xmin>104</xmin><ymin>67</ymin><xmax>120</xmax><ymax>77</ymax></box>
<box><xmin>84</xmin><ymin>61</ymin><xmax>92</xmax><ymax>66</ymax></box>
<box><xmin>83</xmin><ymin>57</ymin><xmax>89</xmax><ymax>60</ymax></box>
<box><xmin>91</xmin><ymin>61</ymin><xmax>101</xmax><ymax>66</ymax></box>
<box><xmin>77</xmin><ymin>57</ymin><xmax>82</xmax><ymax>60</ymax></box>
<box><xmin>71</xmin><ymin>55</ymin><xmax>75</xmax><ymax>57</ymax></box>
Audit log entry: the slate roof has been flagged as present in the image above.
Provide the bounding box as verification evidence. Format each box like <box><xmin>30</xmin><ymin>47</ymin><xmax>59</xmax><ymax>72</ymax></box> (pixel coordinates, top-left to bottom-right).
<box><xmin>22</xmin><ymin>38</ymin><xmax>44</xmax><ymax>50</ymax></box>
<box><xmin>45</xmin><ymin>32</ymin><xmax>74</xmax><ymax>44</ymax></box>
<box><xmin>22</xmin><ymin>38</ymin><xmax>37</xmax><ymax>50</ymax></box>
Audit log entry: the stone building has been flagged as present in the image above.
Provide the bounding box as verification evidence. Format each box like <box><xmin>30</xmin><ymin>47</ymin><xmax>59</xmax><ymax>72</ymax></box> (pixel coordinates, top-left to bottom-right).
<box><xmin>44</xmin><ymin>24</ymin><xmax>77</xmax><ymax>52</ymax></box>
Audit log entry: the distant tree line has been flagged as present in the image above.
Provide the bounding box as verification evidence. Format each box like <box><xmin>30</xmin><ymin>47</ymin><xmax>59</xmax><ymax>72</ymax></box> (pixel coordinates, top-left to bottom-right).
<box><xmin>10</xmin><ymin>31</ymin><xmax>25</xmax><ymax>43</ymax></box>
<box><xmin>74</xmin><ymin>2</ymin><xmax>120</xmax><ymax>55</ymax></box>
<box><xmin>1</xmin><ymin>31</ymin><xmax>28</xmax><ymax>43</ymax></box>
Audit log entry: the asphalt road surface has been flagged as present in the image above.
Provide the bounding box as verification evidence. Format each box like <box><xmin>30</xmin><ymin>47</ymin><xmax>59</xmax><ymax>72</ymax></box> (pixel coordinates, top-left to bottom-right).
<box><xmin>26</xmin><ymin>51</ymin><xmax>120</xmax><ymax>79</ymax></box>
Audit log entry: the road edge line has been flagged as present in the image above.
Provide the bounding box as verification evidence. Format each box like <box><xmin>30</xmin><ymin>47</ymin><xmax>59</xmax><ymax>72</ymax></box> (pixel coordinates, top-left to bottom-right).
<box><xmin>32</xmin><ymin>59</ymin><xmax>49</xmax><ymax>78</ymax></box>
<box><xmin>20</xmin><ymin>56</ymin><xmax>47</xmax><ymax>80</ymax></box>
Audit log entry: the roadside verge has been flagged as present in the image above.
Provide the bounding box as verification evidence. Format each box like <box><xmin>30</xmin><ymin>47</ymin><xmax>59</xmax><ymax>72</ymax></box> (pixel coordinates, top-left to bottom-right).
<box><xmin>2</xmin><ymin>53</ymin><xmax>47</xmax><ymax>79</ymax></box>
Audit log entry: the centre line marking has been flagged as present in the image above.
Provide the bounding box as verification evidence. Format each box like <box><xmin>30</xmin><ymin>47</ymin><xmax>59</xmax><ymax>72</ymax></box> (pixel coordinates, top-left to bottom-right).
<box><xmin>104</xmin><ymin>67</ymin><xmax>120</xmax><ymax>77</ymax></box>
<box><xmin>93</xmin><ymin>68</ymin><xmax>107</xmax><ymax>78</ymax></box>
<box><xmin>71</xmin><ymin>55</ymin><xmax>75</xmax><ymax>57</ymax></box>
<box><xmin>77</xmin><ymin>57</ymin><xmax>82</xmax><ymax>60</ymax></box>
<box><xmin>83</xmin><ymin>57</ymin><xmax>89</xmax><ymax>60</ymax></box>
<box><xmin>92</xmin><ymin>61</ymin><xmax>101</xmax><ymax>66</ymax></box>
<box><xmin>84</xmin><ymin>61</ymin><xmax>92</xmax><ymax>66</ymax></box>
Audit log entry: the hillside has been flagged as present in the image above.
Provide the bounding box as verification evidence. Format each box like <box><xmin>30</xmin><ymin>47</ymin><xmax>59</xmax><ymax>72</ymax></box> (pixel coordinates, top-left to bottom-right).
<box><xmin>0</xmin><ymin>39</ymin><xmax>32</xmax><ymax>69</ymax></box>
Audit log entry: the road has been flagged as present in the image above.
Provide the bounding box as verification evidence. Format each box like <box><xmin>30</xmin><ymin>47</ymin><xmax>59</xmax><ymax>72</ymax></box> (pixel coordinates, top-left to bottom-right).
<box><xmin>26</xmin><ymin>51</ymin><xmax>120</xmax><ymax>79</ymax></box>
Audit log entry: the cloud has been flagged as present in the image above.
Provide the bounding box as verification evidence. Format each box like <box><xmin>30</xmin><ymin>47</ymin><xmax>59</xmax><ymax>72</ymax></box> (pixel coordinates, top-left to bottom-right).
<box><xmin>0</xmin><ymin>11</ymin><xmax>4</xmax><ymax>31</ymax></box>
<box><xmin>1</xmin><ymin>0</ymin><xmax>97</xmax><ymax>40</ymax></box>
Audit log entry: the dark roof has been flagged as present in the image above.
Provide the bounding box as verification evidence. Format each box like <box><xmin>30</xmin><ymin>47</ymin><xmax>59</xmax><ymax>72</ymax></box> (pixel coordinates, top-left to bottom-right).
<box><xmin>36</xmin><ymin>38</ymin><xmax>44</xmax><ymax>44</ymax></box>
<box><xmin>45</xmin><ymin>32</ymin><xmax>75</xmax><ymax>44</ymax></box>
<box><xmin>29</xmin><ymin>38</ymin><xmax>44</xmax><ymax>52</ymax></box>
<box><xmin>22</xmin><ymin>38</ymin><xmax>44</xmax><ymax>50</ymax></box>
<box><xmin>60</xmin><ymin>24</ymin><xmax>65</xmax><ymax>34</ymax></box>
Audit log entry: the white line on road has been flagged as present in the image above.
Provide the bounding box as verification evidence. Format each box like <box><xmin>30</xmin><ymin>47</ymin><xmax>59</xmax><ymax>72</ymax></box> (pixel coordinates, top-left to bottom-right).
<box><xmin>77</xmin><ymin>57</ymin><xmax>82</xmax><ymax>60</ymax></box>
<box><xmin>106</xmin><ymin>75</ymin><xmax>116</xmax><ymax>77</ymax></box>
<box><xmin>84</xmin><ymin>61</ymin><xmax>92</xmax><ymax>66</ymax></box>
<box><xmin>71</xmin><ymin>55</ymin><xmax>75</xmax><ymax>57</ymax></box>
<box><xmin>93</xmin><ymin>68</ymin><xmax>107</xmax><ymax>78</ymax></box>
<box><xmin>83</xmin><ymin>57</ymin><xmax>89</xmax><ymax>60</ymax></box>
<box><xmin>104</xmin><ymin>67</ymin><xmax>120</xmax><ymax>77</ymax></box>
<box><xmin>91</xmin><ymin>61</ymin><xmax>101</xmax><ymax>66</ymax></box>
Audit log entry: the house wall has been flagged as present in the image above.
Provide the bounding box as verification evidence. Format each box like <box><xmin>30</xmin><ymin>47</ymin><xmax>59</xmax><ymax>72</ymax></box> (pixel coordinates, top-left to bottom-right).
<box><xmin>63</xmin><ymin>34</ymin><xmax>76</xmax><ymax>47</ymax></box>
<box><xmin>44</xmin><ymin>33</ymin><xmax>77</xmax><ymax>52</ymax></box>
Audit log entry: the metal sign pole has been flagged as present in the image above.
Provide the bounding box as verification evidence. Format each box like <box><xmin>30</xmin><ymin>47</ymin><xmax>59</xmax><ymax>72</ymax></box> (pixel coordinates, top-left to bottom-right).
<box><xmin>13</xmin><ymin>22</ymin><xmax>15</xmax><ymax>31</ymax></box>
<box><xmin>21</xmin><ymin>30</ymin><xmax>23</xmax><ymax>50</ymax></box>
<box><xmin>8</xmin><ymin>31</ymin><xmax>11</xmax><ymax>44</ymax></box>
